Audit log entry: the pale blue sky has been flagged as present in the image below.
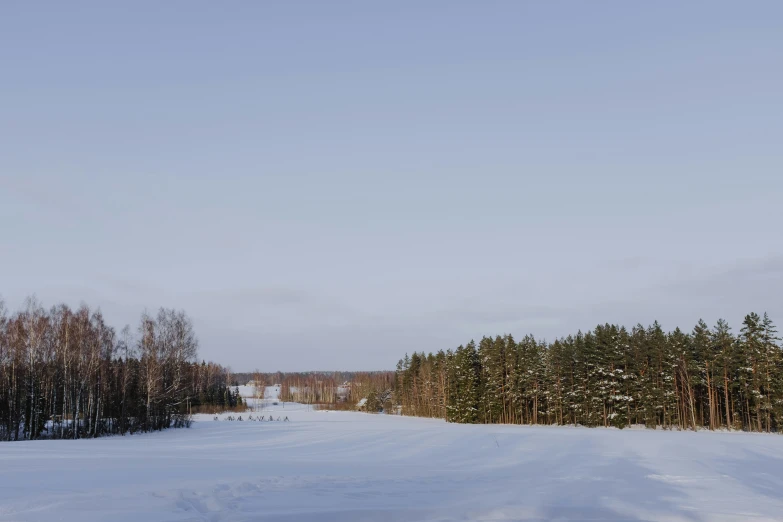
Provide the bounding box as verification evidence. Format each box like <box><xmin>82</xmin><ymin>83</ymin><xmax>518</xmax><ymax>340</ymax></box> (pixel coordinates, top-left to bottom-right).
<box><xmin>2</xmin><ymin>2</ymin><xmax>782</xmax><ymax>371</ymax></box>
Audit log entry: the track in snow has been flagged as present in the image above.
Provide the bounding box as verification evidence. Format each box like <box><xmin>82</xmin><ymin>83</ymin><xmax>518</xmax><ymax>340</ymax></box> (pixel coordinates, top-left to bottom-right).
<box><xmin>1</xmin><ymin>403</ymin><xmax>783</xmax><ymax>521</ymax></box>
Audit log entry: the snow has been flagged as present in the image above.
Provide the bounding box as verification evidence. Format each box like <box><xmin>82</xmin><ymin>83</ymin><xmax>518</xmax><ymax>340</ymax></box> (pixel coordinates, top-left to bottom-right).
<box><xmin>2</xmin><ymin>405</ymin><xmax>783</xmax><ymax>521</ymax></box>
<box><xmin>234</xmin><ymin>385</ymin><xmax>259</xmax><ymax>398</ymax></box>
<box><xmin>232</xmin><ymin>385</ymin><xmax>279</xmax><ymax>400</ymax></box>
<box><xmin>263</xmin><ymin>385</ymin><xmax>281</xmax><ymax>400</ymax></box>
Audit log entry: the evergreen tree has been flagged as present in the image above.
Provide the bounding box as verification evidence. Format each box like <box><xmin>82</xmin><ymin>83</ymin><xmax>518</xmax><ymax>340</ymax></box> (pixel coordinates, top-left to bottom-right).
<box><xmin>739</xmin><ymin>313</ymin><xmax>764</xmax><ymax>431</ymax></box>
<box><xmin>449</xmin><ymin>342</ymin><xmax>481</xmax><ymax>423</ymax></box>
<box><xmin>761</xmin><ymin>313</ymin><xmax>782</xmax><ymax>432</ymax></box>
<box><xmin>392</xmin><ymin>313</ymin><xmax>783</xmax><ymax>433</ymax></box>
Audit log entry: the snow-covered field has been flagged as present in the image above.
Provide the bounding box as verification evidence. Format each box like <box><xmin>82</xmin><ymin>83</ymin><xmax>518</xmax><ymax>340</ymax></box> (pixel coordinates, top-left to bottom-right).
<box><xmin>2</xmin><ymin>399</ymin><xmax>783</xmax><ymax>521</ymax></box>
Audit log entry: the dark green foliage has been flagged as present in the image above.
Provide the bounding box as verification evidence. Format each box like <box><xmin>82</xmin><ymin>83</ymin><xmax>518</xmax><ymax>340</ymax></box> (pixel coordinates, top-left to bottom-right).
<box><xmin>395</xmin><ymin>315</ymin><xmax>783</xmax><ymax>432</ymax></box>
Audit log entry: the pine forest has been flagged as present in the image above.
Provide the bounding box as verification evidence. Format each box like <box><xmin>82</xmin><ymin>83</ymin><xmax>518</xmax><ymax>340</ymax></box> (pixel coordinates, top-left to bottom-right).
<box><xmin>394</xmin><ymin>314</ymin><xmax>783</xmax><ymax>432</ymax></box>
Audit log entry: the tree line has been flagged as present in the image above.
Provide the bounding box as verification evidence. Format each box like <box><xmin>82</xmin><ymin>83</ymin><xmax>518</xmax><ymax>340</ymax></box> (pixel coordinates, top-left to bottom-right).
<box><xmin>276</xmin><ymin>372</ymin><xmax>395</xmax><ymax>409</ymax></box>
<box><xmin>394</xmin><ymin>313</ymin><xmax>783</xmax><ymax>432</ymax></box>
<box><xmin>0</xmin><ymin>297</ymin><xmax>238</xmax><ymax>441</ymax></box>
<box><xmin>237</xmin><ymin>371</ymin><xmax>394</xmax><ymax>387</ymax></box>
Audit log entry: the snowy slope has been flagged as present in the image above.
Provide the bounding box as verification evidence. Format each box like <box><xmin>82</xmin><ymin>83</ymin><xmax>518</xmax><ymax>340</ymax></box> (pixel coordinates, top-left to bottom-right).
<box><xmin>233</xmin><ymin>384</ymin><xmax>280</xmax><ymax>401</ymax></box>
<box><xmin>233</xmin><ymin>385</ymin><xmax>258</xmax><ymax>399</ymax></box>
<box><xmin>264</xmin><ymin>385</ymin><xmax>280</xmax><ymax>400</ymax></box>
<box><xmin>232</xmin><ymin>385</ymin><xmax>280</xmax><ymax>402</ymax></box>
<box><xmin>1</xmin><ymin>405</ymin><xmax>783</xmax><ymax>521</ymax></box>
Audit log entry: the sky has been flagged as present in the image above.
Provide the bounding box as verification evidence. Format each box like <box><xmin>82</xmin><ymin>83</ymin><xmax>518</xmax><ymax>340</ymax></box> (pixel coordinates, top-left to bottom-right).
<box><xmin>2</xmin><ymin>2</ymin><xmax>782</xmax><ymax>371</ymax></box>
